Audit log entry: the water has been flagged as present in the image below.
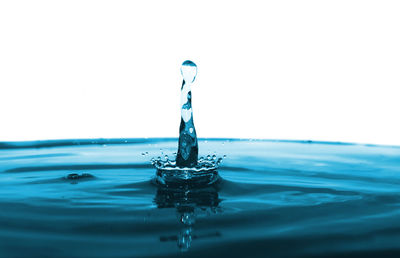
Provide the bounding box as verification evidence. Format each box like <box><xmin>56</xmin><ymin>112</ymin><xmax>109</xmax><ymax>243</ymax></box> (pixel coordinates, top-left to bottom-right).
<box><xmin>1</xmin><ymin>138</ymin><xmax>400</xmax><ymax>257</ymax></box>
<box><xmin>154</xmin><ymin>60</ymin><xmax>219</xmax><ymax>187</ymax></box>
<box><xmin>176</xmin><ymin>60</ymin><xmax>198</xmax><ymax>168</ymax></box>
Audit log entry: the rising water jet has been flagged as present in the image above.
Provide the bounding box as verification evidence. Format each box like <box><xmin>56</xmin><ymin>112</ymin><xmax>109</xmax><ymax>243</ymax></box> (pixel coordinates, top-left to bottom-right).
<box><xmin>152</xmin><ymin>60</ymin><xmax>221</xmax><ymax>187</ymax></box>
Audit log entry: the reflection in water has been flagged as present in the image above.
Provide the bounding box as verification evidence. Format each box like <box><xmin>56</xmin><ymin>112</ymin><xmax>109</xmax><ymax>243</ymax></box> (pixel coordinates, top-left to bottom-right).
<box><xmin>154</xmin><ymin>183</ymin><xmax>222</xmax><ymax>251</ymax></box>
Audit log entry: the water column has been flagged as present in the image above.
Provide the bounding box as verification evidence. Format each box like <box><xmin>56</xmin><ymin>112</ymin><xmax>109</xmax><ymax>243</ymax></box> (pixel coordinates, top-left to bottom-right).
<box><xmin>176</xmin><ymin>60</ymin><xmax>199</xmax><ymax>168</ymax></box>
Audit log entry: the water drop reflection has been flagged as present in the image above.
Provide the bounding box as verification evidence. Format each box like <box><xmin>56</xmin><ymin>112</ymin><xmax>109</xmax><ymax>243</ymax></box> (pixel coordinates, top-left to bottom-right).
<box><xmin>155</xmin><ymin>183</ymin><xmax>222</xmax><ymax>252</ymax></box>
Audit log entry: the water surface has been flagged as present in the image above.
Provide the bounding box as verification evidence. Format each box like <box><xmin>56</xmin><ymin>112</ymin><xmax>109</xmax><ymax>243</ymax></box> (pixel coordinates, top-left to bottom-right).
<box><xmin>1</xmin><ymin>138</ymin><xmax>400</xmax><ymax>257</ymax></box>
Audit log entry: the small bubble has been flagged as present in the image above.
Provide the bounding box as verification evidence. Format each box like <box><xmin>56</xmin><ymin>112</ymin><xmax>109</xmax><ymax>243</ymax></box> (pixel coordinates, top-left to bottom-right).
<box><xmin>164</xmin><ymin>155</ymin><xmax>169</xmax><ymax>161</ymax></box>
<box><xmin>223</xmin><ymin>155</ymin><xmax>227</xmax><ymax>158</ymax></box>
<box><xmin>206</xmin><ymin>155</ymin><xmax>211</xmax><ymax>160</ymax></box>
<box><xmin>212</xmin><ymin>154</ymin><xmax>217</xmax><ymax>160</ymax></box>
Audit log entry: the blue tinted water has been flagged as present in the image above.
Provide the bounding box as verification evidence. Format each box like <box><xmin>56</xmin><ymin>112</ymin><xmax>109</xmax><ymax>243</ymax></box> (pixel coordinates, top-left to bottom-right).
<box><xmin>1</xmin><ymin>138</ymin><xmax>400</xmax><ymax>257</ymax></box>
<box><xmin>176</xmin><ymin>60</ymin><xmax>198</xmax><ymax>168</ymax></box>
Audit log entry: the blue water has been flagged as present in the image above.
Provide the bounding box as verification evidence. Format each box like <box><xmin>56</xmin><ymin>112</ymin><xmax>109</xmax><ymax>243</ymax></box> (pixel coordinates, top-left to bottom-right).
<box><xmin>176</xmin><ymin>60</ymin><xmax>198</xmax><ymax>168</ymax></box>
<box><xmin>1</xmin><ymin>138</ymin><xmax>400</xmax><ymax>257</ymax></box>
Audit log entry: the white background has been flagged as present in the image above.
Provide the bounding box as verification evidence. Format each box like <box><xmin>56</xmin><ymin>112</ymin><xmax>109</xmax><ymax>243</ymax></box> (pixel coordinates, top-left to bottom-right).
<box><xmin>0</xmin><ymin>1</ymin><xmax>399</xmax><ymax>145</ymax></box>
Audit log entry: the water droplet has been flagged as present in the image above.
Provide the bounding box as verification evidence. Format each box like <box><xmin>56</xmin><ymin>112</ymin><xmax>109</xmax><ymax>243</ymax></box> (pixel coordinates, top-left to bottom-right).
<box><xmin>206</xmin><ymin>155</ymin><xmax>211</xmax><ymax>160</ymax></box>
<box><xmin>164</xmin><ymin>155</ymin><xmax>169</xmax><ymax>161</ymax></box>
<box><xmin>181</xmin><ymin>60</ymin><xmax>197</xmax><ymax>83</ymax></box>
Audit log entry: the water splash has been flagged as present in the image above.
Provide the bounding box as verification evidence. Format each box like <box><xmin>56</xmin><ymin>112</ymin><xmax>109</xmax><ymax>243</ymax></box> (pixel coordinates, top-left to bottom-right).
<box><xmin>176</xmin><ymin>60</ymin><xmax>198</xmax><ymax>168</ymax></box>
<box><xmin>152</xmin><ymin>60</ymin><xmax>221</xmax><ymax>186</ymax></box>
